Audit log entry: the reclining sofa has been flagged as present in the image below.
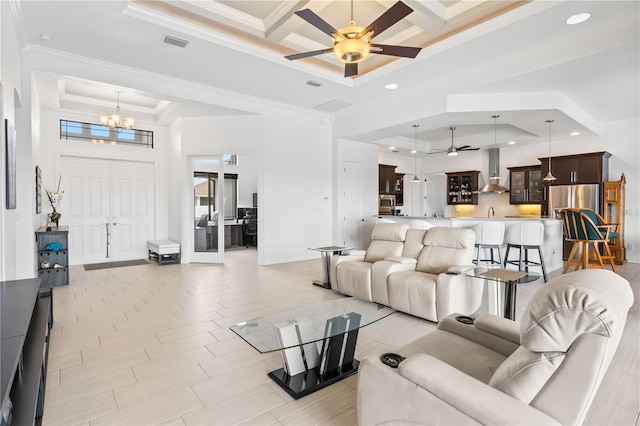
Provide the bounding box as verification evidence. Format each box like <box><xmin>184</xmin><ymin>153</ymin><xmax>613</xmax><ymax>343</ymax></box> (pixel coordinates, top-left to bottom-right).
<box><xmin>330</xmin><ymin>223</ymin><xmax>480</xmax><ymax>322</ymax></box>
<box><xmin>357</xmin><ymin>268</ymin><xmax>633</xmax><ymax>425</ymax></box>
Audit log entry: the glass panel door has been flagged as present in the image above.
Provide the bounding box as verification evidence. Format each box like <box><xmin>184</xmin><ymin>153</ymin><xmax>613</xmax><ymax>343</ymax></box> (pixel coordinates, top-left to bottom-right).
<box><xmin>191</xmin><ymin>157</ymin><xmax>224</xmax><ymax>263</ymax></box>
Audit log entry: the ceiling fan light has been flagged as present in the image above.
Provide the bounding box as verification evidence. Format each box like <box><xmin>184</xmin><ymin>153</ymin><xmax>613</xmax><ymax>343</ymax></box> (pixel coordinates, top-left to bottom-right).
<box><xmin>334</xmin><ymin>38</ymin><xmax>370</xmax><ymax>63</ymax></box>
<box><xmin>447</xmin><ymin>150</ymin><xmax>458</xmax><ymax>157</ymax></box>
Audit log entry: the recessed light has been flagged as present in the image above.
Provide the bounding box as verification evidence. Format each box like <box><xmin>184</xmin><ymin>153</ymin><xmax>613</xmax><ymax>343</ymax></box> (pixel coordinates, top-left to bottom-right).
<box><xmin>411</xmin><ymin>149</ymin><xmax>417</xmax><ymax>154</ymax></box>
<box><xmin>385</xmin><ymin>83</ymin><xmax>398</xmax><ymax>90</ymax></box>
<box><xmin>508</xmin><ymin>141</ymin><xmax>516</xmax><ymax>145</ymax></box>
<box><xmin>40</xmin><ymin>34</ymin><xmax>52</xmax><ymax>41</ymax></box>
<box><xmin>566</xmin><ymin>12</ymin><xmax>591</xmax><ymax>25</ymax></box>
<box><xmin>570</xmin><ymin>131</ymin><xmax>580</xmax><ymax>136</ymax></box>
<box><xmin>389</xmin><ymin>146</ymin><xmax>396</xmax><ymax>150</ymax></box>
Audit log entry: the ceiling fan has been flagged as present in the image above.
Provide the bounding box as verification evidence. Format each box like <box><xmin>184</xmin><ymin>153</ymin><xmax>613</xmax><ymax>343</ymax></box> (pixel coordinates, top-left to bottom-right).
<box><xmin>428</xmin><ymin>126</ymin><xmax>480</xmax><ymax>156</ymax></box>
<box><xmin>285</xmin><ymin>0</ymin><xmax>422</xmax><ymax>77</ymax></box>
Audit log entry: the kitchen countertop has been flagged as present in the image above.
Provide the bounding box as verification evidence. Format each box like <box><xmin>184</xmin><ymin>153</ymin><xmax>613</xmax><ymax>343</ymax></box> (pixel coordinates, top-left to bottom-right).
<box><xmin>379</xmin><ymin>215</ymin><xmax>558</xmax><ymax>221</ymax></box>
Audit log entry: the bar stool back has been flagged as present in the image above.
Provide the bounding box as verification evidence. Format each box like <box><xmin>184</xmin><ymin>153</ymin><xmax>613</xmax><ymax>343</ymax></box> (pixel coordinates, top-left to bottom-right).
<box><xmin>470</xmin><ymin>222</ymin><xmax>505</xmax><ymax>266</ymax></box>
<box><xmin>503</xmin><ymin>222</ymin><xmax>548</xmax><ymax>282</ymax></box>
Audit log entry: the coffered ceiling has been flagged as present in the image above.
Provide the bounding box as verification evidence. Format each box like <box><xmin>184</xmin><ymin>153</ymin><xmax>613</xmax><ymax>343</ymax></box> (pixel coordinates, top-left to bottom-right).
<box><xmin>17</xmin><ymin>0</ymin><xmax>640</xmax><ymax>156</ymax></box>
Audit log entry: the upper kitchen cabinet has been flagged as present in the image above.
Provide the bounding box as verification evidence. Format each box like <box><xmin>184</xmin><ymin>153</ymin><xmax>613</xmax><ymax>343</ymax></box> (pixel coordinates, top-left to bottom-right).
<box><xmin>508</xmin><ymin>165</ymin><xmax>542</xmax><ymax>204</ymax></box>
<box><xmin>379</xmin><ymin>164</ymin><xmax>396</xmax><ymax>194</ymax></box>
<box><xmin>539</xmin><ymin>152</ymin><xmax>611</xmax><ymax>185</ymax></box>
<box><xmin>446</xmin><ymin>171</ymin><xmax>479</xmax><ymax>205</ymax></box>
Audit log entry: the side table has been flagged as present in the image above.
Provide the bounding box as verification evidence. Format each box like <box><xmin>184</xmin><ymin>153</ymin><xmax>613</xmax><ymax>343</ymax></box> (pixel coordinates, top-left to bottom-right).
<box><xmin>308</xmin><ymin>246</ymin><xmax>353</xmax><ymax>289</ymax></box>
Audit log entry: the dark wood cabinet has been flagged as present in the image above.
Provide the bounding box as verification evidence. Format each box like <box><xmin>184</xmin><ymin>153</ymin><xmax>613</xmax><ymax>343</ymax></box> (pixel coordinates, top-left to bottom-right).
<box><xmin>394</xmin><ymin>173</ymin><xmax>405</xmax><ymax>205</ymax></box>
<box><xmin>539</xmin><ymin>152</ymin><xmax>610</xmax><ymax>185</ymax></box>
<box><xmin>508</xmin><ymin>165</ymin><xmax>542</xmax><ymax>204</ymax></box>
<box><xmin>539</xmin><ymin>152</ymin><xmax>611</xmax><ymax>216</ymax></box>
<box><xmin>379</xmin><ymin>164</ymin><xmax>396</xmax><ymax>194</ymax></box>
<box><xmin>36</xmin><ymin>226</ymin><xmax>69</xmax><ymax>287</ymax></box>
<box><xmin>446</xmin><ymin>171</ymin><xmax>480</xmax><ymax>205</ymax></box>
<box><xmin>379</xmin><ymin>165</ymin><xmax>404</xmax><ymax>206</ymax></box>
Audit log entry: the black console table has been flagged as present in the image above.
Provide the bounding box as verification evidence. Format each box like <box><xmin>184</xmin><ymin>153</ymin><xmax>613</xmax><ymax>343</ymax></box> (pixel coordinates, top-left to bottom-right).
<box><xmin>1</xmin><ymin>278</ymin><xmax>53</xmax><ymax>425</ymax></box>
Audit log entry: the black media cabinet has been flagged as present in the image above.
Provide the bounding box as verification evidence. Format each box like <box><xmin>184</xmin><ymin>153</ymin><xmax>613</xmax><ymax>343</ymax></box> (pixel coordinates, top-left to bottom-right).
<box><xmin>1</xmin><ymin>278</ymin><xmax>53</xmax><ymax>425</ymax></box>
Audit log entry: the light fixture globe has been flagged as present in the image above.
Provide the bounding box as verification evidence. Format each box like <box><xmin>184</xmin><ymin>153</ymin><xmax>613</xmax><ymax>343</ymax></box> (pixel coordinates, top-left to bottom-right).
<box><xmin>334</xmin><ymin>22</ymin><xmax>370</xmax><ymax>63</ymax></box>
<box><xmin>447</xmin><ymin>148</ymin><xmax>458</xmax><ymax>157</ymax></box>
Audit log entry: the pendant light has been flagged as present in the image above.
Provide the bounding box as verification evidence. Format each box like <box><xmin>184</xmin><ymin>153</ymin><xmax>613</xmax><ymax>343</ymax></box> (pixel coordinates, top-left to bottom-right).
<box><xmin>411</xmin><ymin>124</ymin><xmax>420</xmax><ymax>182</ymax></box>
<box><xmin>543</xmin><ymin>119</ymin><xmax>557</xmax><ymax>181</ymax></box>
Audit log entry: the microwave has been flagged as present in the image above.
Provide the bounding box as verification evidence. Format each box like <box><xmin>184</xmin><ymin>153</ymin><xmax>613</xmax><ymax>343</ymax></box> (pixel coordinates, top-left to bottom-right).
<box><xmin>379</xmin><ymin>195</ymin><xmax>396</xmax><ymax>214</ymax></box>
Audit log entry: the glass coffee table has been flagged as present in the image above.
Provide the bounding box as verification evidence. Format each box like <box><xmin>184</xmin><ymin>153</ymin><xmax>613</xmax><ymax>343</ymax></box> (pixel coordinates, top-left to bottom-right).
<box><xmin>230</xmin><ymin>297</ymin><xmax>395</xmax><ymax>399</ymax></box>
<box><xmin>463</xmin><ymin>266</ymin><xmax>540</xmax><ymax>320</ymax></box>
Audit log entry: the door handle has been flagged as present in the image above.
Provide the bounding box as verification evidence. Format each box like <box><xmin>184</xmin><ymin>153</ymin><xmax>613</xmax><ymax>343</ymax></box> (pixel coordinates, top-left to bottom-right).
<box><xmin>361</xmin><ymin>218</ymin><xmax>365</xmax><ymax>222</ymax></box>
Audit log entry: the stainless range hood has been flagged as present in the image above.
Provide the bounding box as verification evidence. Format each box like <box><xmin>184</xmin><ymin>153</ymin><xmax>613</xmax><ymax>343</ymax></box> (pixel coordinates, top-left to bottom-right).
<box><xmin>479</xmin><ymin>148</ymin><xmax>509</xmax><ymax>193</ymax></box>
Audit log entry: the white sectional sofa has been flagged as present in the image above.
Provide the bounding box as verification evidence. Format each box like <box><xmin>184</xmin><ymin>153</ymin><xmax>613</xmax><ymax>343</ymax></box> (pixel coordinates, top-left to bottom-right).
<box><xmin>330</xmin><ymin>223</ymin><xmax>480</xmax><ymax>322</ymax></box>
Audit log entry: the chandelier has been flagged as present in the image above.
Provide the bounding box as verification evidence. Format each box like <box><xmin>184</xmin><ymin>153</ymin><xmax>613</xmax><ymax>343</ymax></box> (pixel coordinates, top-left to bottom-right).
<box><xmin>100</xmin><ymin>91</ymin><xmax>134</xmax><ymax>130</ymax></box>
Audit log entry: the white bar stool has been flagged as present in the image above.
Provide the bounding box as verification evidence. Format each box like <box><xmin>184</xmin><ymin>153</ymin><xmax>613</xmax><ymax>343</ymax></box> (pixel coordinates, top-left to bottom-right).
<box><xmin>503</xmin><ymin>222</ymin><xmax>548</xmax><ymax>282</ymax></box>
<box><xmin>470</xmin><ymin>222</ymin><xmax>506</xmax><ymax>316</ymax></box>
<box><xmin>470</xmin><ymin>222</ymin><xmax>505</xmax><ymax>266</ymax></box>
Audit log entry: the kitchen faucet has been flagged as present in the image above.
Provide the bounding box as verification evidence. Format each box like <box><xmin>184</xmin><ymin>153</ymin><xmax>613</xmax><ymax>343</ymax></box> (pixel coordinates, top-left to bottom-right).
<box><xmin>488</xmin><ymin>206</ymin><xmax>495</xmax><ymax>217</ymax></box>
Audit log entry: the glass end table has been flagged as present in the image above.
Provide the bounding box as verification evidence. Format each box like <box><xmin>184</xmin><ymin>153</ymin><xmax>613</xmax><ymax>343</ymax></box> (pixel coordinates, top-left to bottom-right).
<box><xmin>230</xmin><ymin>297</ymin><xmax>394</xmax><ymax>399</ymax></box>
<box><xmin>463</xmin><ymin>266</ymin><xmax>540</xmax><ymax>320</ymax></box>
<box><xmin>308</xmin><ymin>246</ymin><xmax>353</xmax><ymax>289</ymax></box>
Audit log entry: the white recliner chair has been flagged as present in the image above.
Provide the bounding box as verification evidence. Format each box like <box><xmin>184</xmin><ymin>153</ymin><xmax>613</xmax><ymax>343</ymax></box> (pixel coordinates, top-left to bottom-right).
<box><xmin>331</xmin><ymin>223</ymin><xmax>409</xmax><ymax>300</ymax></box>
<box><xmin>357</xmin><ymin>269</ymin><xmax>633</xmax><ymax>425</ymax></box>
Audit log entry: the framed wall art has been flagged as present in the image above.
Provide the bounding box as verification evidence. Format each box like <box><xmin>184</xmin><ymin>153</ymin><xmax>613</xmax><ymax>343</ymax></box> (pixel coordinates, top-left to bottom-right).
<box><xmin>36</xmin><ymin>165</ymin><xmax>42</xmax><ymax>214</ymax></box>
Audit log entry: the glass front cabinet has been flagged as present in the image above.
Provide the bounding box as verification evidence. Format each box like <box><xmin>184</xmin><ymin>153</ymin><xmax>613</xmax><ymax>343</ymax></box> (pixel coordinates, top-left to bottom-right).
<box><xmin>508</xmin><ymin>165</ymin><xmax>542</xmax><ymax>204</ymax></box>
<box><xmin>446</xmin><ymin>171</ymin><xmax>479</xmax><ymax>205</ymax></box>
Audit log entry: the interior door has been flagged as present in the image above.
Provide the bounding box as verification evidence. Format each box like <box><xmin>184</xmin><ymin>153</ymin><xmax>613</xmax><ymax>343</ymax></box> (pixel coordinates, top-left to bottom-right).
<box><xmin>342</xmin><ymin>162</ymin><xmax>365</xmax><ymax>248</ymax></box>
<box><xmin>191</xmin><ymin>156</ymin><xmax>224</xmax><ymax>263</ymax></box>
<box><xmin>61</xmin><ymin>156</ymin><xmax>155</xmax><ymax>265</ymax></box>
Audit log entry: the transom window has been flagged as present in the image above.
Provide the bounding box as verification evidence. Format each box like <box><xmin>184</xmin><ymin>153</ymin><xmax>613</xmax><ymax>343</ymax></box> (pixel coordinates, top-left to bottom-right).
<box><xmin>60</xmin><ymin>120</ymin><xmax>154</xmax><ymax>148</ymax></box>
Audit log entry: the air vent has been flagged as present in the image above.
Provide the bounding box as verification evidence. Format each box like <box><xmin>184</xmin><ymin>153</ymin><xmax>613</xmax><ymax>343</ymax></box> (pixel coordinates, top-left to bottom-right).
<box><xmin>163</xmin><ymin>35</ymin><xmax>189</xmax><ymax>48</ymax></box>
<box><xmin>314</xmin><ymin>99</ymin><xmax>353</xmax><ymax>112</ymax></box>
<box><xmin>306</xmin><ymin>80</ymin><xmax>323</xmax><ymax>87</ymax></box>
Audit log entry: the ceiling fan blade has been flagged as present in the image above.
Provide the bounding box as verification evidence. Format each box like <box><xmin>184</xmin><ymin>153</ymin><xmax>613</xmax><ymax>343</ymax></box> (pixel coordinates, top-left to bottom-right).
<box><xmin>295</xmin><ymin>9</ymin><xmax>344</xmax><ymax>39</ymax></box>
<box><xmin>457</xmin><ymin>145</ymin><xmax>480</xmax><ymax>151</ymax></box>
<box><xmin>357</xmin><ymin>1</ymin><xmax>413</xmax><ymax>40</ymax></box>
<box><xmin>285</xmin><ymin>48</ymin><xmax>334</xmax><ymax>61</ymax></box>
<box><xmin>370</xmin><ymin>44</ymin><xmax>421</xmax><ymax>58</ymax></box>
<box><xmin>345</xmin><ymin>63</ymin><xmax>358</xmax><ymax>77</ymax></box>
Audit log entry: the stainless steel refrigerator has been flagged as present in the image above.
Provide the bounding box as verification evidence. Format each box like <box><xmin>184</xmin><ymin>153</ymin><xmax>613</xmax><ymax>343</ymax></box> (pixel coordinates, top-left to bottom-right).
<box><xmin>548</xmin><ymin>184</ymin><xmax>600</xmax><ymax>259</ymax></box>
<box><xmin>548</xmin><ymin>184</ymin><xmax>600</xmax><ymax>216</ymax></box>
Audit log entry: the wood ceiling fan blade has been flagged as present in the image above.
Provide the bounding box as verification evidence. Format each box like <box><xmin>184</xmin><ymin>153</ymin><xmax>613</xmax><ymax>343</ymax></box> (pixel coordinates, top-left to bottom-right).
<box><xmin>345</xmin><ymin>63</ymin><xmax>358</xmax><ymax>77</ymax></box>
<box><xmin>285</xmin><ymin>48</ymin><xmax>334</xmax><ymax>61</ymax></box>
<box><xmin>370</xmin><ymin>44</ymin><xmax>421</xmax><ymax>58</ymax></box>
<box><xmin>295</xmin><ymin>9</ymin><xmax>345</xmax><ymax>39</ymax></box>
<box><xmin>356</xmin><ymin>1</ymin><xmax>413</xmax><ymax>40</ymax></box>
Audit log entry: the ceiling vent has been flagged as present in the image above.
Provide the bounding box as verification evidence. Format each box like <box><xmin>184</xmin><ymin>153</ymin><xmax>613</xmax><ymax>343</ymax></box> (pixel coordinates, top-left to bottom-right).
<box><xmin>306</xmin><ymin>80</ymin><xmax>323</xmax><ymax>88</ymax></box>
<box><xmin>163</xmin><ymin>35</ymin><xmax>189</xmax><ymax>48</ymax></box>
<box><xmin>314</xmin><ymin>99</ymin><xmax>353</xmax><ymax>112</ymax></box>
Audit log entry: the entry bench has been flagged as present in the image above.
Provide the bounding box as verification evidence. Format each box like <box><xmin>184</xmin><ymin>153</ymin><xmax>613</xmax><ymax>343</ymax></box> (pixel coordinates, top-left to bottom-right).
<box><xmin>148</xmin><ymin>240</ymin><xmax>181</xmax><ymax>265</ymax></box>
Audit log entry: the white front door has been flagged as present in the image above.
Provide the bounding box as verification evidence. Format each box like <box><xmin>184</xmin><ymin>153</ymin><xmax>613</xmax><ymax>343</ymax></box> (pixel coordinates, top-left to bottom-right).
<box><xmin>109</xmin><ymin>160</ymin><xmax>155</xmax><ymax>261</ymax></box>
<box><xmin>62</xmin><ymin>156</ymin><xmax>155</xmax><ymax>265</ymax></box>
<box><xmin>342</xmin><ymin>161</ymin><xmax>365</xmax><ymax>249</ymax></box>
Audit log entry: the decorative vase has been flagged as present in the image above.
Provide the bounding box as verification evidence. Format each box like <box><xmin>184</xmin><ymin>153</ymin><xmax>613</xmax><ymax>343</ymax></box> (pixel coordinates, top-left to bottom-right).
<box><xmin>50</xmin><ymin>210</ymin><xmax>61</xmax><ymax>228</ymax></box>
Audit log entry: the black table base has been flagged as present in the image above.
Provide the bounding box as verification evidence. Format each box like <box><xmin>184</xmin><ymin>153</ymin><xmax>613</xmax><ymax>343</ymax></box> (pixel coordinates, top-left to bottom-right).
<box><xmin>267</xmin><ymin>360</ymin><xmax>360</xmax><ymax>400</ymax></box>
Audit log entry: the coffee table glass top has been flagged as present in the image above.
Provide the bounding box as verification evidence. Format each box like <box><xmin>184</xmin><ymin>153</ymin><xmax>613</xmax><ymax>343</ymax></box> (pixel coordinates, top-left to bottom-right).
<box><xmin>229</xmin><ymin>297</ymin><xmax>395</xmax><ymax>353</ymax></box>
<box><xmin>462</xmin><ymin>266</ymin><xmax>540</xmax><ymax>284</ymax></box>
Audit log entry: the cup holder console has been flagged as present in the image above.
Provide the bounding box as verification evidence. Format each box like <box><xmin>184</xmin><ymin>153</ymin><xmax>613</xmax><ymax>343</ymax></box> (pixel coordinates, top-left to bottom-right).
<box><xmin>455</xmin><ymin>315</ymin><xmax>475</xmax><ymax>325</ymax></box>
<box><xmin>380</xmin><ymin>353</ymin><xmax>406</xmax><ymax>368</ymax></box>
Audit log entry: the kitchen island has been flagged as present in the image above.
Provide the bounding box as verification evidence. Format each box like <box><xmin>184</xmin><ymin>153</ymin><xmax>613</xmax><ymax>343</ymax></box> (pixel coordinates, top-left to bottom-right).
<box><xmin>377</xmin><ymin>215</ymin><xmax>563</xmax><ymax>272</ymax></box>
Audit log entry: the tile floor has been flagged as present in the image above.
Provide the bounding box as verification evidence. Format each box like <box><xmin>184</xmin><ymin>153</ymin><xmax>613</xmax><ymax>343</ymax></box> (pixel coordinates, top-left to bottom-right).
<box><xmin>43</xmin><ymin>250</ymin><xmax>639</xmax><ymax>425</ymax></box>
